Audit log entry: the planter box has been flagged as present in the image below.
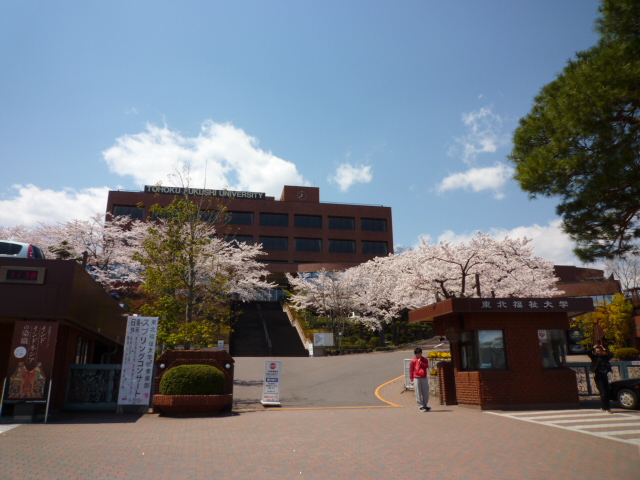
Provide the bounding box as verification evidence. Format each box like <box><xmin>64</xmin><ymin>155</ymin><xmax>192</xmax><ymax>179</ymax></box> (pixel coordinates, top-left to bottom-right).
<box><xmin>153</xmin><ymin>394</ymin><xmax>233</xmax><ymax>416</ymax></box>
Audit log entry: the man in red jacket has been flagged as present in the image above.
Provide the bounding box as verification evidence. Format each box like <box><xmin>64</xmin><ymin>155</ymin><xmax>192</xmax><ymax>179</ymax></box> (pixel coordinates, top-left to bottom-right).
<box><xmin>410</xmin><ymin>347</ymin><xmax>430</xmax><ymax>412</ymax></box>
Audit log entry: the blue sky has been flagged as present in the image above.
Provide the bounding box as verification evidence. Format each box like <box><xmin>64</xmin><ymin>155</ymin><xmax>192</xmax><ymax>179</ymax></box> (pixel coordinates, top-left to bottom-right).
<box><xmin>0</xmin><ymin>1</ymin><xmax>603</xmax><ymax>266</ymax></box>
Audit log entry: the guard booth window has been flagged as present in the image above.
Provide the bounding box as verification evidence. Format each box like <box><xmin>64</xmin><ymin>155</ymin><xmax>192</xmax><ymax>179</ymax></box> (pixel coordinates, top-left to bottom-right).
<box><xmin>460</xmin><ymin>330</ymin><xmax>507</xmax><ymax>370</ymax></box>
<box><xmin>539</xmin><ymin>329</ymin><xmax>568</xmax><ymax>368</ymax></box>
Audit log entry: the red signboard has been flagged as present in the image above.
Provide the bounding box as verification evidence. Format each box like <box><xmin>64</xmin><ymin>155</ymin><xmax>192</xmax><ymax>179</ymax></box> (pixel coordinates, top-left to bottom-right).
<box><xmin>4</xmin><ymin>321</ymin><xmax>58</xmax><ymax>403</ymax></box>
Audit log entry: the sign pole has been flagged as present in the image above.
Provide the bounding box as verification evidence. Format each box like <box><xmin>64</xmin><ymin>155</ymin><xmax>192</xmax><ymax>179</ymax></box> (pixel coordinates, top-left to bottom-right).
<box><xmin>44</xmin><ymin>380</ymin><xmax>52</xmax><ymax>423</ymax></box>
<box><xmin>0</xmin><ymin>378</ymin><xmax>6</xmax><ymax>418</ymax></box>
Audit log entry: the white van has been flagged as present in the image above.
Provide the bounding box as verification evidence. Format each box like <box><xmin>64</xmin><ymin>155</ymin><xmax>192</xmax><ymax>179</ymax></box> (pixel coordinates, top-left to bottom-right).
<box><xmin>0</xmin><ymin>240</ymin><xmax>46</xmax><ymax>259</ymax></box>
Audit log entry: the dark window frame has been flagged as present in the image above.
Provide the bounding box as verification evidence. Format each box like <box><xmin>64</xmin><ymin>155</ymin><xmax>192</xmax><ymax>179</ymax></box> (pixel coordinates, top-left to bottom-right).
<box><xmin>294</xmin><ymin>238</ymin><xmax>322</xmax><ymax>252</ymax></box>
<box><xmin>361</xmin><ymin>218</ymin><xmax>388</xmax><ymax>232</ymax></box>
<box><xmin>328</xmin><ymin>216</ymin><xmax>356</xmax><ymax>230</ymax></box>
<box><xmin>260</xmin><ymin>213</ymin><xmax>289</xmax><ymax>227</ymax></box>
<box><xmin>259</xmin><ymin>236</ymin><xmax>289</xmax><ymax>251</ymax></box>
<box><xmin>362</xmin><ymin>241</ymin><xmax>388</xmax><ymax>255</ymax></box>
<box><xmin>113</xmin><ymin>205</ymin><xmax>145</xmax><ymax>220</ymax></box>
<box><xmin>460</xmin><ymin>330</ymin><xmax>507</xmax><ymax>371</ymax></box>
<box><xmin>294</xmin><ymin>214</ymin><xmax>322</xmax><ymax>229</ymax></box>
<box><xmin>328</xmin><ymin>239</ymin><xmax>356</xmax><ymax>253</ymax></box>
<box><xmin>228</xmin><ymin>211</ymin><xmax>254</xmax><ymax>225</ymax></box>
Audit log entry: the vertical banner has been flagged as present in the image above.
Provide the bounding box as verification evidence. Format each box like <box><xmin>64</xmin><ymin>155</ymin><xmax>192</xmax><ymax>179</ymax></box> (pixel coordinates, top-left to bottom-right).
<box><xmin>117</xmin><ymin>317</ymin><xmax>158</xmax><ymax>406</ymax></box>
<box><xmin>261</xmin><ymin>360</ymin><xmax>282</xmax><ymax>406</ymax></box>
<box><xmin>5</xmin><ymin>321</ymin><xmax>58</xmax><ymax>403</ymax></box>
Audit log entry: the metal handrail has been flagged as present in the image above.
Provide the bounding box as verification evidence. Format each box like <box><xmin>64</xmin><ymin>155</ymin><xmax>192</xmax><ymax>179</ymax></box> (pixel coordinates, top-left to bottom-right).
<box><xmin>257</xmin><ymin>304</ymin><xmax>272</xmax><ymax>356</ymax></box>
<box><xmin>282</xmin><ymin>304</ymin><xmax>312</xmax><ymax>353</ymax></box>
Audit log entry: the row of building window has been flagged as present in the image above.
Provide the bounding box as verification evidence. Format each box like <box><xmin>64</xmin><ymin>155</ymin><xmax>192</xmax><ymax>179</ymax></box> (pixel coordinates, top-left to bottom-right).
<box><xmin>112</xmin><ymin>206</ymin><xmax>388</xmax><ymax>231</ymax></box>
<box><xmin>226</xmin><ymin>236</ymin><xmax>388</xmax><ymax>255</ymax></box>
<box><xmin>459</xmin><ymin>329</ymin><xmax>568</xmax><ymax>371</ymax></box>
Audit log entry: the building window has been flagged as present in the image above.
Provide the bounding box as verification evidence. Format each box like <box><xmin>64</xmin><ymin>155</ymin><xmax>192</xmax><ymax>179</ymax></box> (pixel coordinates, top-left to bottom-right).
<box><xmin>328</xmin><ymin>216</ymin><xmax>355</xmax><ymax>230</ymax></box>
<box><xmin>75</xmin><ymin>336</ymin><xmax>90</xmax><ymax>364</ymax></box>
<box><xmin>294</xmin><ymin>214</ymin><xmax>322</xmax><ymax>229</ymax></box>
<box><xmin>260</xmin><ymin>213</ymin><xmax>288</xmax><ymax>227</ymax></box>
<box><xmin>539</xmin><ymin>329</ymin><xmax>568</xmax><ymax>368</ymax></box>
<box><xmin>113</xmin><ymin>205</ymin><xmax>145</xmax><ymax>220</ymax></box>
<box><xmin>328</xmin><ymin>239</ymin><xmax>356</xmax><ymax>253</ymax></box>
<box><xmin>362</xmin><ymin>241</ymin><xmax>388</xmax><ymax>255</ymax></box>
<box><xmin>361</xmin><ymin>218</ymin><xmax>387</xmax><ymax>232</ymax></box>
<box><xmin>259</xmin><ymin>236</ymin><xmax>288</xmax><ymax>251</ymax></box>
<box><xmin>200</xmin><ymin>211</ymin><xmax>221</xmax><ymax>223</ymax></box>
<box><xmin>295</xmin><ymin>238</ymin><xmax>322</xmax><ymax>252</ymax></box>
<box><xmin>228</xmin><ymin>211</ymin><xmax>254</xmax><ymax>225</ymax></box>
<box><xmin>225</xmin><ymin>235</ymin><xmax>254</xmax><ymax>246</ymax></box>
<box><xmin>460</xmin><ymin>330</ymin><xmax>507</xmax><ymax>370</ymax></box>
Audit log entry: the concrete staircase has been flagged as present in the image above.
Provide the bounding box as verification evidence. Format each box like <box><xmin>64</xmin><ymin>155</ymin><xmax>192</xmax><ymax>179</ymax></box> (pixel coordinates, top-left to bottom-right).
<box><xmin>230</xmin><ymin>301</ymin><xmax>308</xmax><ymax>357</ymax></box>
<box><xmin>230</xmin><ymin>302</ymin><xmax>270</xmax><ymax>357</ymax></box>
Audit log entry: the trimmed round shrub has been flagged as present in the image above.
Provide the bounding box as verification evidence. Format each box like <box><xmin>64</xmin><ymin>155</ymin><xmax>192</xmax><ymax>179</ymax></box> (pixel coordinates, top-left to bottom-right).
<box><xmin>159</xmin><ymin>364</ymin><xmax>226</xmax><ymax>395</ymax></box>
<box><xmin>613</xmin><ymin>347</ymin><xmax>640</xmax><ymax>361</ymax></box>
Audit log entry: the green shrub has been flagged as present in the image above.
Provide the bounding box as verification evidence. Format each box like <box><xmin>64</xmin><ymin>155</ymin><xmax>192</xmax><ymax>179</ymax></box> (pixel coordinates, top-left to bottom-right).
<box><xmin>159</xmin><ymin>364</ymin><xmax>226</xmax><ymax>395</ymax></box>
<box><xmin>613</xmin><ymin>347</ymin><xmax>640</xmax><ymax>360</ymax></box>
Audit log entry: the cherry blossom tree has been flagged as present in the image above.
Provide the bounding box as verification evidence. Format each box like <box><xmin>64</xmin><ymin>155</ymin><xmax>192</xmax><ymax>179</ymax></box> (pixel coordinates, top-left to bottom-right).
<box><xmin>2</xmin><ymin>215</ymin><xmax>147</xmax><ymax>289</ymax></box>
<box><xmin>285</xmin><ymin>269</ymin><xmax>357</xmax><ymax>338</ymax></box>
<box><xmin>285</xmin><ymin>232</ymin><xmax>561</xmax><ymax>334</ymax></box>
<box><xmin>0</xmin><ymin>225</ymin><xmax>37</xmax><ymax>243</ymax></box>
<box><xmin>135</xmin><ymin>197</ymin><xmax>274</xmax><ymax>349</ymax></box>
<box><xmin>404</xmin><ymin>232</ymin><xmax>561</xmax><ymax>302</ymax></box>
<box><xmin>33</xmin><ymin>214</ymin><xmax>148</xmax><ymax>288</ymax></box>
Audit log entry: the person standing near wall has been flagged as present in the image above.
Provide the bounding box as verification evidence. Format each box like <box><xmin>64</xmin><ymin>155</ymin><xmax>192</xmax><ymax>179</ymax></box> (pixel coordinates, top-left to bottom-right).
<box><xmin>587</xmin><ymin>342</ymin><xmax>614</xmax><ymax>413</ymax></box>
<box><xmin>410</xmin><ymin>347</ymin><xmax>430</xmax><ymax>412</ymax></box>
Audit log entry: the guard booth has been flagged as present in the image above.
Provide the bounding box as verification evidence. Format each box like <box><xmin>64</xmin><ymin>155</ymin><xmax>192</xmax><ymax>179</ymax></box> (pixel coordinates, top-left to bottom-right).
<box><xmin>0</xmin><ymin>258</ymin><xmax>128</xmax><ymax>421</ymax></box>
<box><xmin>409</xmin><ymin>297</ymin><xmax>594</xmax><ymax>410</ymax></box>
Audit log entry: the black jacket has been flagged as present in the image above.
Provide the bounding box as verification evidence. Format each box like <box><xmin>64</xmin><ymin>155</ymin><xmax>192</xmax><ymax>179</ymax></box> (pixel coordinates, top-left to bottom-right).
<box><xmin>587</xmin><ymin>350</ymin><xmax>613</xmax><ymax>377</ymax></box>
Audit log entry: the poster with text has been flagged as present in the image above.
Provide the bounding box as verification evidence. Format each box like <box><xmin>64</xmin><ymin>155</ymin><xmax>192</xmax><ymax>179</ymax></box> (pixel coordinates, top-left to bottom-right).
<box><xmin>261</xmin><ymin>360</ymin><xmax>282</xmax><ymax>406</ymax></box>
<box><xmin>5</xmin><ymin>321</ymin><xmax>58</xmax><ymax>403</ymax></box>
<box><xmin>117</xmin><ymin>317</ymin><xmax>158</xmax><ymax>406</ymax></box>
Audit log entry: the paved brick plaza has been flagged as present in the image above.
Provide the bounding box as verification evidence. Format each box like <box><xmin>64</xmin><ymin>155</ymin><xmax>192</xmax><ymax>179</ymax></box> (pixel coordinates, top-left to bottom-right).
<box><xmin>1</xmin><ymin>376</ymin><xmax>638</xmax><ymax>480</ymax></box>
<box><xmin>1</xmin><ymin>346</ymin><xmax>639</xmax><ymax>480</ymax></box>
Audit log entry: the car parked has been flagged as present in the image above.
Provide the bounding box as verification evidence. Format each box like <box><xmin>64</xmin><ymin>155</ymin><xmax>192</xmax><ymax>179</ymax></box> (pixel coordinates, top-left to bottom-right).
<box><xmin>0</xmin><ymin>240</ymin><xmax>46</xmax><ymax>259</ymax></box>
<box><xmin>609</xmin><ymin>377</ymin><xmax>640</xmax><ymax>409</ymax></box>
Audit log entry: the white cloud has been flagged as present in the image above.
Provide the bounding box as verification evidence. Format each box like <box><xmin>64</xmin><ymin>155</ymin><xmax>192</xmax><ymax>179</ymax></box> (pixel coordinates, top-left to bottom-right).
<box><xmin>419</xmin><ymin>219</ymin><xmax>590</xmax><ymax>267</ymax></box>
<box><xmin>329</xmin><ymin>163</ymin><xmax>373</xmax><ymax>192</ymax></box>
<box><xmin>437</xmin><ymin>163</ymin><xmax>514</xmax><ymax>199</ymax></box>
<box><xmin>0</xmin><ymin>184</ymin><xmax>110</xmax><ymax>227</ymax></box>
<box><xmin>448</xmin><ymin>106</ymin><xmax>510</xmax><ymax>164</ymax></box>
<box><xmin>103</xmin><ymin>120</ymin><xmax>307</xmax><ymax>197</ymax></box>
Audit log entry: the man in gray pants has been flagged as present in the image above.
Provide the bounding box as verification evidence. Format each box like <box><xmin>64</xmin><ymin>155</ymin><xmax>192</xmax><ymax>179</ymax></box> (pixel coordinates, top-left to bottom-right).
<box><xmin>410</xmin><ymin>347</ymin><xmax>430</xmax><ymax>412</ymax></box>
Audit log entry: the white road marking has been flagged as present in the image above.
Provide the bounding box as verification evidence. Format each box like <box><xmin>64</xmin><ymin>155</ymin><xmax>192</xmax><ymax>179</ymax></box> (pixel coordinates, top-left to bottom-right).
<box><xmin>0</xmin><ymin>424</ymin><xmax>21</xmax><ymax>434</ymax></box>
<box><xmin>486</xmin><ymin>409</ymin><xmax>640</xmax><ymax>446</ymax></box>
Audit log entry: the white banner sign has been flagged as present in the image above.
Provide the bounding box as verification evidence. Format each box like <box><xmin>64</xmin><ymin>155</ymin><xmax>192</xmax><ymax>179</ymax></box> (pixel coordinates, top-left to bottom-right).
<box><xmin>118</xmin><ymin>316</ymin><xmax>158</xmax><ymax>406</ymax></box>
<box><xmin>261</xmin><ymin>360</ymin><xmax>282</xmax><ymax>406</ymax></box>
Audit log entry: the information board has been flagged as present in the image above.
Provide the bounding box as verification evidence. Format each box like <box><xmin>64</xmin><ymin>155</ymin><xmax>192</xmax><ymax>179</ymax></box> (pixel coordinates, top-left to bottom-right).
<box><xmin>261</xmin><ymin>360</ymin><xmax>282</xmax><ymax>406</ymax></box>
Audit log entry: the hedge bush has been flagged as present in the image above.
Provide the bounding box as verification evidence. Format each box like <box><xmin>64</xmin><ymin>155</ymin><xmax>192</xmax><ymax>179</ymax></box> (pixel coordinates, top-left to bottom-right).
<box><xmin>613</xmin><ymin>347</ymin><xmax>640</xmax><ymax>360</ymax></box>
<box><xmin>159</xmin><ymin>364</ymin><xmax>226</xmax><ymax>395</ymax></box>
